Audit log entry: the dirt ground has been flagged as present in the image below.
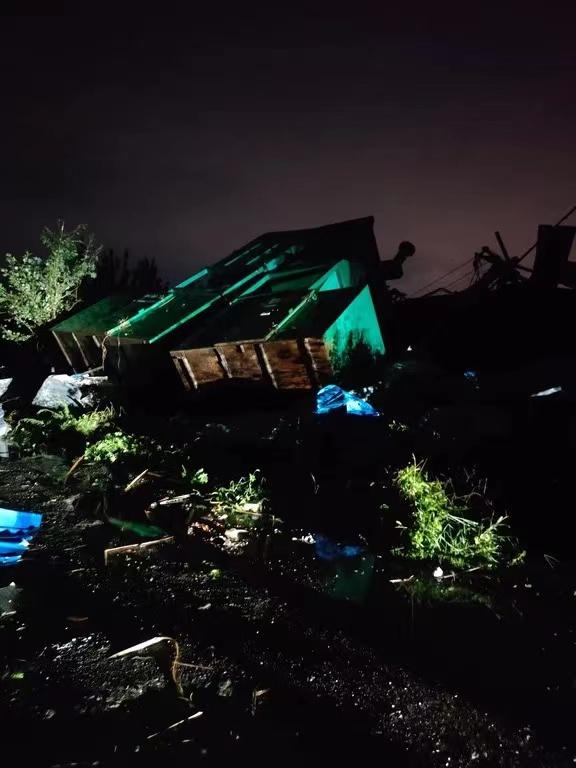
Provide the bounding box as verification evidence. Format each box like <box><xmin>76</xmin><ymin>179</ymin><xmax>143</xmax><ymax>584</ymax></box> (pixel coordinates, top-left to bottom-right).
<box><xmin>2</xmin><ymin>391</ymin><xmax>576</xmax><ymax>767</ymax></box>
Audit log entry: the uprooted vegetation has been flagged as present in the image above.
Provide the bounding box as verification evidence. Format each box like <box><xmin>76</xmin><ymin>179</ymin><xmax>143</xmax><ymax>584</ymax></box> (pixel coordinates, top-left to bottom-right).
<box><xmin>83</xmin><ymin>430</ymin><xmax>152</xmax><ymax>464</ymax></box>
<box><xmin>208</xmin><ymin>470</ymin><xmax>266</xmax><ymax>511</ymax></box>
<box><xmin>178</xmin><ymin>467</ymin><xmax>268</xmax><ymax>529</ymax></box>
<box><xmin>7</xmin><ymin>402</ymin><xmax>524</xmax><ymax>575</ymax></box>
<box><xmin>393</xmin><ymin>460</ymin><xmax>524</xmax><ymax>569</ymax></box>
<box><xmin>10</xmin><ymin>406</ymin><xmax>117</xmax><ymax>455</ymax></box>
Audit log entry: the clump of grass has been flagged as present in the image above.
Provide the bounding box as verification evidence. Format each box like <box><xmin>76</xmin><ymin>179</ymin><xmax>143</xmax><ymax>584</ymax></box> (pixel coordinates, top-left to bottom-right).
<box><xmin>181</xmin><ymin>466</ymin><xmax>209</xmax><ymax>493</ymax></box>
<box><xmin>209</xmin><ymin>471</ymin><xmax>266</xmax><ymax>509</ymax></box>
<box><xmin>64</xmin><ymin>406</ymin><xmax>115</xmax><ymax>436</ymax></box>
<box><xmin>393</xmin><ymin>460</ymin><xmax>520</xmax><ymax>569</ymax></box>
<box><xmin>10</xmin><ymin>406</ymin><xmax>116</xmax><ymax>455</ymax></box>
<box><xmin>208</xmin><ymin>471</ymin><xmax>267</xmax><ymax>528</ymax></box>
<box><xmin>83</xmin><ymin>430</ymin><xmax>149</xmax><ymax>464</ymax></box>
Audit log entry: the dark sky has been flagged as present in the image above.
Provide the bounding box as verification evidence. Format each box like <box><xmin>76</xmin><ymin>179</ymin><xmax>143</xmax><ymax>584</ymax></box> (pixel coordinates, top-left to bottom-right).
<box><xmin>1</xmin><ymin>8</ymin><xmax>575</xmax><ymax>295</ymax></box>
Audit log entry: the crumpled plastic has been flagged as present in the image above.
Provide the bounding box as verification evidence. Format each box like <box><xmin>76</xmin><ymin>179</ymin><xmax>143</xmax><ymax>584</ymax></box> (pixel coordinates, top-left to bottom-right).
<box><xmin>32</xmin><ymin>373</ymin><xmax>108</xmax><ymax>410</ymax></box>
<box><xmin>0</xmin><ymin>378</ymin><xmax>12</xmax><ymax>438</ymax></box>
<box><xmin>315</xmin><ymin>384</ymin><xmax>379</xmax><ymax>417</ymax></box>
<box><xmin>0</xmin><ymin>508</ymin><xmax>43</xmax><ymax>566</ymax></box>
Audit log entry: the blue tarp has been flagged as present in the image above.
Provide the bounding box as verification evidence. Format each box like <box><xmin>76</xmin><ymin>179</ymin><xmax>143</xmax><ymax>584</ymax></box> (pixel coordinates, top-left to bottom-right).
<box><xmin>0</xmin><ymin>508</ymin><xmax>43</xmax><ymax>566</ymax></box>
<box><xmin>313</xmin><ymin>534</ymin><xmax>364</xmax><ymax>561</ymax></box>
<box><xmin>315</xmin><ymin>384</ymin><xmax>379</xmax><ymax>417</ymax></box>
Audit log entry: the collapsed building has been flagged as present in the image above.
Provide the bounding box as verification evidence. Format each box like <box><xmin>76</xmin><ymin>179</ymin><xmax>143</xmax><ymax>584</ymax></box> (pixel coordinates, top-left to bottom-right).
<box><xmin>52</xmin><ymin>217</ymin><xmax>388</xmax><ymax>391</ymax></box>
<box><xmin>52</xmin><ymin>208</ymin><xmax>576</xmax><ymax>396</ymax></box>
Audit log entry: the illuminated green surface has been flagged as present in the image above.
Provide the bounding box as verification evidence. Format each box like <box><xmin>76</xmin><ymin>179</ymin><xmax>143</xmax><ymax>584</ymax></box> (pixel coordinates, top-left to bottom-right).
<box><xmin>56</xmin><ymin>220</ymin><xmax>383</xmax><ymax>353</ymax></box>
<box><xmin>52</xmin><ymin>293</ymin><xmax>160</xmax><ymax>335</ymax></box>
<box><xmin>106</xmin><ymin>247</ymin><xmax>293</xmax><ymax>344</ymax></box>
<box><xmin>322</xmin><ymin>285</ymin><xmax>385</xmax><ymax>360</ymax></box>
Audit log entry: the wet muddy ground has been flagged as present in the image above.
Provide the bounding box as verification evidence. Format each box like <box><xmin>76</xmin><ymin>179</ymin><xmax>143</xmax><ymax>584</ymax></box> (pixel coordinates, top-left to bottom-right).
<box><xmin>2</xmin><ymin>399</ymin><xmax>576</xmax><ymax>767</ymax></box>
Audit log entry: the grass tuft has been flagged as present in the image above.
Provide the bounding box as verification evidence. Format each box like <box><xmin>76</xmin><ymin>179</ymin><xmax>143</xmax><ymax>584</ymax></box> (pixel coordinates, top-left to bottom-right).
<box><xmin>393</xmin><ymin>460</ymin><xmax>521</xmax><ymax>569</ymax></box>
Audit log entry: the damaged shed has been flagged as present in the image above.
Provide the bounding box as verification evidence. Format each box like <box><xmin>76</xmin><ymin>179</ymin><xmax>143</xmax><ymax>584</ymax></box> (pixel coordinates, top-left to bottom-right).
<box><xmin>51</xmin><ymin>217</ymin><xmax>387</xmax><ymax>389</ymax></box>
<box><xmin>171</xmin><ymin>282</ymin><xmax>384</xmax><ymax>391</ymax></box>
<box><xmin>51</xmin><ymin>292</ymin><xmax>162</xmax><ymax>372</ymax></box>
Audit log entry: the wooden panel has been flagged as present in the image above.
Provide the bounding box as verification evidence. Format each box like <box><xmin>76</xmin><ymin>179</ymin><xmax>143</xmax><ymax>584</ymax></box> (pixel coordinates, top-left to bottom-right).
<box><xmin>258</xmin><ymin>339</ymin><xmax>314</xmax><ymax>390</ymax></box>
<box><xmin>176</xmin><ymin>348</ymin><xmax>227</xmax><ymax>387</ymax></box>
<box><xmin>173</xmin><ymin>336</ymin><xmax>332</xmax><ymax>392</ymax></box>
<box><xmin>170</xmin><ymin>353</ymin><xmax>196</xmax><ymax>391</ymax></box>
<box><xmin>75</xmin><ymin>334</ymin><xmax>104</xmax><ymax>370</ymax></box>
<box><xmin>303</xmin><ymin>337</ymin><xmax>333</xmax><ymax>385</ymax></box>
<box><xmin>215</xmin><ymin>343</ymin><xmax>263</xmax><ymax>381</ymax></box>
<box><xmin>52</xmin><ymin>330</ymin><xmax>86</xmax><ymax>371</ymax></box>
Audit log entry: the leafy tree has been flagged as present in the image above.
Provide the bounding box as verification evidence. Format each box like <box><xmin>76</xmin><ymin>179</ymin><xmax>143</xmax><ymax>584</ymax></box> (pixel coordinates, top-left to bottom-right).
<box><xmin>0</xmin><ymin>222</ymin><xmax>101</xmax><ymax>342</ymax></box>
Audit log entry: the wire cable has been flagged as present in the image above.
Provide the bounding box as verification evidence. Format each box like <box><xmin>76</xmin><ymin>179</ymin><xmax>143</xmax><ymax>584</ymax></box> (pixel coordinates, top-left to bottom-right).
<box><xmin>516</xmin><ymin>203</ymin><xmax>576</xmax><ymax>265</ymax></box>
<box><xmin>409</xmin><ymin>258</ymin><xmax>473</xmax><ymax>297</ymax></box>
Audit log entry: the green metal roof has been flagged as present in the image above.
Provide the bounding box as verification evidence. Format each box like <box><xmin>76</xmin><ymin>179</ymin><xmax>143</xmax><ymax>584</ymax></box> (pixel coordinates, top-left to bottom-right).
<box><xmin>54</xmin><ymin>217</ymin><xmax>380</xmax><ymax>347</ymax></box>
<box><xmin>106</xmin><ymin>247</ymin><xmax>294</xmax><ymax>344</ymax></box>
<box><xmin>51</xmin><ymin>293</ymin><xmax>162</xmax><ymax>336</ymax></box>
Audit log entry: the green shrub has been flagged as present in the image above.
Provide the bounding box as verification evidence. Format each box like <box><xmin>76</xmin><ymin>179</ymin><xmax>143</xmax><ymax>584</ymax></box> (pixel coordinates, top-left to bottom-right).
<box><xmin>84</xmin><ymin>431</ymin><xmax>148</xmax><ymax>464</ymax></box>
<box><xmin>10</xmin><ymin>407</ymin><xmax>116</xmax><ymax>456</ymax></box>
<box><xmin>208</xmin><ymin>471</ymin><xmax>267</xmax><ymax>528</ymax></box>
<box><xmin>0</xmin><ymin>223</ymin><xmax>101</xmax><ymax>341</ymax></box>
<box><xmin>209</xmin><ymin>471</ymin><xmax>266</xmax><ymax>510</ymax></box>
<box><xmin>66</xmin><ymin>407</ymin><xmax>115</xmax><ymax>436</ymax></box>
<box><xmin>181</xmin><ymin>466</ymin><xmax>209</xmax><ymax>493</ymax></box>
<box><xmin>393</xmin><ymin>460</ymin><xmax>520</xmax><ymax>569</ymax></box>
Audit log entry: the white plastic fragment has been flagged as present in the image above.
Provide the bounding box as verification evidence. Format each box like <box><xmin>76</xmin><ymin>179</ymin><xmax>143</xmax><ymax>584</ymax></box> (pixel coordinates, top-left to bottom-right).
<box><xmin>531</xmin><ymin>386</ymin><xmax>562</xmax><ymax>398</ymax></box>
<box><xmin>33</xmin><ymin>373</ymin><xmax>108</xmax><ymax>409</ymax></box>
<box><xmin>225</xmin><ymin>528</ymin><xmax>249</xmax><ymax>541</ymax></box>
<box><xmin>0</xmin><ymin>378</ymin><xmax>12</xmax><ymax>438</ymax></box>
<box><xmin>109</xmin><ymin>636</ymin><xmax>174</xmax><ymax>658</ymax></box>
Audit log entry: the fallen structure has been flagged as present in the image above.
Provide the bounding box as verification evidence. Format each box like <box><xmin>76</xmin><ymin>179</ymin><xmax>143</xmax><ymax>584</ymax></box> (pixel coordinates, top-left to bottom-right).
<box><xmin>52</xmin><ymin>217</ymin><xmax>387</xmax><ymax>391</ymax></box>
<box><xmin>51</xmin><ymin>292</ymin><xmax>162</xmax><ymax>372</ymax></box>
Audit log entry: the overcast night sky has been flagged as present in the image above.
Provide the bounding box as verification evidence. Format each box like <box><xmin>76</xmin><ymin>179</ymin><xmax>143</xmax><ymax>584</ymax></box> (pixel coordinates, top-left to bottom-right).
<box><xmin>1</xmin><ymin>9</ymin><xmax>575</xmax><ymax>296</ymax></box>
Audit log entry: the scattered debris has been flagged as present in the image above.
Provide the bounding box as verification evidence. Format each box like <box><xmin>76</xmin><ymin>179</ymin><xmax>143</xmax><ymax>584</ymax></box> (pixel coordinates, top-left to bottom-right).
<box><xmin>104</xmin><ymin>536</ymin><xmax>174</xmax><ymax>565</ymax></box>
<box><xmin>109</xmin><ymin>636</ymin><xmax>177</xmax><ymax>659</ymax></box>
<box><xmin>315</xmin><ymin>384</ymin><xmax>379</xmax><ymax>417</ymax></box>
<box><xmin>218</xmin><ymin>678</ymin><xmax>234</xmax><ymax>697</ymax></box>
<box><xmin>0</xmin><ymin>581</ymin><xmax>21</xmax><ymax>615</ymax></box>
<box><xmin>0</xmin><ymin>507</ymin><xmax>43</xmax><ymax>565</ymax></box>
<box><xmin>0</xmin><ymin>377</ymin><xmax>12</xmax><ymax>438</ymax></box>
<box><xmin>531</xmin><ymin>386</ymin><xmax>562</xmax><ymax>398</ymax></box>
<box><xmin>32</xmin><ymin>372</ymin><xmax>108</xmax><ymax>409</ymax></box>
<box><xmin>251</xmin><ymin>688</ymin><xmax>270</xmax><ymax>715</ymax></box>
<box><xmin>124</xmin><ymin>468</ymin><xmax>150</xmax><ymax>492</ymax></box>
<box><xmin>146</xmin><ymin>711</ymin><xmax>203</xmax><ymax>741</ymax></box>
<box><xmin>224</xmin><ymin>528</ymin><xmax>249</xmax><ymax>542</ymax></box>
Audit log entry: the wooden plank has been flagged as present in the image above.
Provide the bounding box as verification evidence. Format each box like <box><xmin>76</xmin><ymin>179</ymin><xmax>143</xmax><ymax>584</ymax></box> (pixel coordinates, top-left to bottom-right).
<box><xmin>215</xmin><ymin>342</ymin><xmax>263</xmax><ymax>381</ymax></box>
<box><xmin>303</xmin><ymin>337</ymin><xmax>333</xmax><ymax>385</ymax></box>
<box><xmin>52</xmin><ymin>330</ymin><xmax>76</xmax><ymax>369</ymax></box>
<box><xmin>258</xmin><ymin>339</ymin><xmax>314</xmax><ymax>390</ymax></box>
<box><xmin>171</xmin><ymin>353</ymin><xmax>196</xmax><ymax>390</ymax></box>
<box><xmin>174</xmin><ymin>336</ymin><xmax>331</xmax><ymax>392</ymax></box>
<box><xmin>178</xmin><ymin>348</ymin><xmax>227</xmax><ymax>386</ymax></box>
<box><xmin>71</xmin><ymin>332</ymin><xmax>91</xmax><ymax>369</ymax></box>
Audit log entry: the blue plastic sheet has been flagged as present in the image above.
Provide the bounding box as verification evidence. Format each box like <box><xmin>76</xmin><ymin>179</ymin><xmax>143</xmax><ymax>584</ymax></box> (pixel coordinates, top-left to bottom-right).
<box><xmin>313</xmin><ymin>534</ymin><xmax>364</xmax><ymax>561</ymax></box>
<box><xmin>315</xmin><ymin>384</ymin><xmax>379</xmax><ymax>417</ymax></box>
<box><xmin>0</xmin><ymin>508</ymin><xmax>43</xmax><ymax>566</ymax></box>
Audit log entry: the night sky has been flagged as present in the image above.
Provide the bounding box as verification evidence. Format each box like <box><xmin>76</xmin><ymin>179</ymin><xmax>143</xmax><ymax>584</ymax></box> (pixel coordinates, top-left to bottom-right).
<box><xmin>1</xmin><ymin>9</ymin><xmax>575</xmax><ymax>296</ymax></box>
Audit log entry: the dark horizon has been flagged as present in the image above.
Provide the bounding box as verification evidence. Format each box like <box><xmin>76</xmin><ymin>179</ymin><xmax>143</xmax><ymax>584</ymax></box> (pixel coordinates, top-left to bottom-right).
<box><xmin>1</xmin><ymin>8</ymin><xmax>575</xmax><ymax>296</ymax></box>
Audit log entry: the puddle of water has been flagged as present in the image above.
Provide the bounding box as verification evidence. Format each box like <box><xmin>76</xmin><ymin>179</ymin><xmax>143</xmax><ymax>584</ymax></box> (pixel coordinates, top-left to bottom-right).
<box><xmin>260</xmin><ymin>528</ymin><xmax>376</xmax><ymax>604</ymax></box>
